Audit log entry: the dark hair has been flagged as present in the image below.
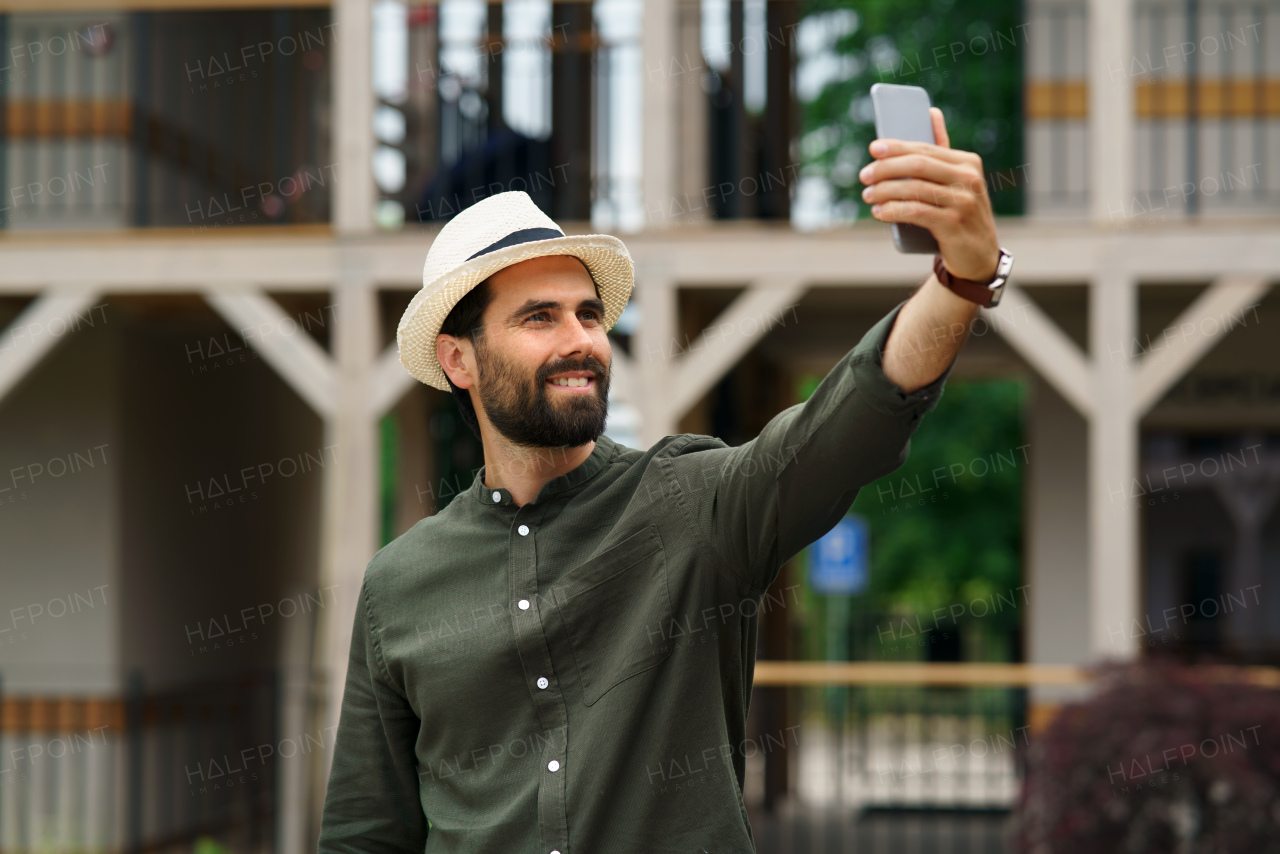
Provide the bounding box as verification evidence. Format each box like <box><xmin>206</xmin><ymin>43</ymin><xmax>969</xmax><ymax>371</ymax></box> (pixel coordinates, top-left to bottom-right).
<box><xmin>438</xmin><ymin>278</ymin><xmax>494</xmax><ymax>441</ymax></box>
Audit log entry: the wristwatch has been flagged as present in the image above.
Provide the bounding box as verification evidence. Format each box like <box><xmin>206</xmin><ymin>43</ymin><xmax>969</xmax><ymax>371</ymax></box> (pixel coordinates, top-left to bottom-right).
<box><xmin>933</xmin><ymin>248</ymin><xmax>1013</xmax><ymax>308</ymax></box>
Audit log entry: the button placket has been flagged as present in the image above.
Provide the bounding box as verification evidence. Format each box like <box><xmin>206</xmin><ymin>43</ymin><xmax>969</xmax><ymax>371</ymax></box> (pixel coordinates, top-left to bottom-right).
<box><xmin>507</xmin><ymin>504</ymin><xmax>570</xmax><ymax>853</ymax></box>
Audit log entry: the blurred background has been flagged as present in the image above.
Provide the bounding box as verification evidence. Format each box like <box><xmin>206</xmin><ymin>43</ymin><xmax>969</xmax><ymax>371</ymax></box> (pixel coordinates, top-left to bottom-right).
<box><xmin>1</xmin><ymin>0</ymin><xmax>1279</xmax><ymax>851</ymax></box>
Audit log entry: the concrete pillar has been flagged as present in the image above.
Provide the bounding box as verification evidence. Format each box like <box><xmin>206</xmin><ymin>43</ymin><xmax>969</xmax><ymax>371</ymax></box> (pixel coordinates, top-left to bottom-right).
<box><xmin>1026</xmin><ymin>376</ymin><xmax>1093</xmax><ymax>721</ymax></box>
<box><xmin>641</xmin><ymin>0</ymin><xmax>678</xmax><ymax>229</ymax></box>
<box><xmin>1088</xmin><ymin>271</ymin><xmax>1140</xmax><ymax>658</ymax></box>
<box><xmin>314</xmin><ymin>276</ymin><xmax>380</xmax><ymax>825</ymax></box>
<box><xmin>333</xmin><ymin>0</ymin><xmax>375</xmax><ymax>234</ymax></box>
<box><xmin>277</xmin><ymin>609</ymin><xmax>315</xmax><ymax>854</ymax></box>
<box><xmin>1088</xmin><ymin>0</ymin><xmax>1135</xmax><ymax>224</ymax></box>
<box><xmin>673</xmin><ymin>0</ymin><xmax>707</xmax><ymax>223</ymax></box>
<box><xmin>635</xmin><ymin>273</ymin><xmax>679</xmax><ymax>447</ymax></box>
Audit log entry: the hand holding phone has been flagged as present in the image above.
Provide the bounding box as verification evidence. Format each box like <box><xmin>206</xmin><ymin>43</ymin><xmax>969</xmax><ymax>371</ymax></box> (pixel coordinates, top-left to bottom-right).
<box><xmin>863</xmin><ymin>84</ymin><xmax>1009</xmax><ymax>291</ymax></box>
<box><xmin>869</xmin><ymin>83</ymin><xmax>939</xmax><ymax>254</ymax></box>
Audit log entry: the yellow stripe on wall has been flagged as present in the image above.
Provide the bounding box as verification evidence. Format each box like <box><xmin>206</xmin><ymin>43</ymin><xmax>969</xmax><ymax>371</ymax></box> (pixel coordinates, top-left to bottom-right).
<box><xmin>1136</xmin><ymin>78</ymin><xmax>1280</xmax><ymax>118</ymax></box>
<box><xmin>0</xmin><ymin>697</ymin><xmax>125</xmax><ymax>733</ymax></box>
<box><xmin>1028</xmin><ymin>78</ymin><xmax>1280</xmax><ymax>120</ymax></box>
<box><xmin>5</xmin><ymin>99</ymin><xmax>133</xmax><ymax>139</ymax></box>
<box><xmin>1025</xmin><ymin>81</ymin><xmax>1089</xmax><ymax>120</ymax></box>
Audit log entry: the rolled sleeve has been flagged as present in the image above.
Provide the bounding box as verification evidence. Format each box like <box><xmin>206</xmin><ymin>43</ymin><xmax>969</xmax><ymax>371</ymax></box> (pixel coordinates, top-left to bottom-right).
<box><xmin>663</xmin><ymin>299</ymin><xmax>951</xmax><ymax>595</ymax></box>
<box><xmin>852</xmin><ymin>300</ymin><xmax>951</xmax><ymax>417</ymax></box>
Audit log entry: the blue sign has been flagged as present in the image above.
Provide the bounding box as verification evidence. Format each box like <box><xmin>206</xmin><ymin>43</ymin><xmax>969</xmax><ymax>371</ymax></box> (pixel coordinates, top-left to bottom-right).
<box><xmin>809</xmin><ymin>514</ymin><xmax>869</xmax><ymax>595</ymax></box>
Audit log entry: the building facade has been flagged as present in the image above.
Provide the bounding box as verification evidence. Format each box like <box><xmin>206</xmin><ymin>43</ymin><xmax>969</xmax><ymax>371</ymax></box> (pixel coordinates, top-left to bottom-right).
<box><xmin>1</xmin><ymin>0</ymin><xmax>1278</xmax><ymax>850</ymax></box>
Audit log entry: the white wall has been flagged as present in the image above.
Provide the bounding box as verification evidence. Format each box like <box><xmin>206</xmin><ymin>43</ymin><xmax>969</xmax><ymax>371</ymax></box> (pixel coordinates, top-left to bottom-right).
<box><xmin>1026</xmin><ymin>375</ymin><xmax>1092</xmax><ymax>703</ymax></box>
<box><xmin>0</xmin><ymin>311</ymin><xmax>121</xmax><ymax>695</ymax></box>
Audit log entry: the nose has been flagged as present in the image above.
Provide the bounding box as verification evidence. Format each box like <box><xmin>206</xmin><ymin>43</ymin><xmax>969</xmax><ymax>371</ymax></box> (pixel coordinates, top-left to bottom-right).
<box><xmin>556</xmin><ymin>311</ymin><xmax>597</xmax><ymax>363</ymax></box>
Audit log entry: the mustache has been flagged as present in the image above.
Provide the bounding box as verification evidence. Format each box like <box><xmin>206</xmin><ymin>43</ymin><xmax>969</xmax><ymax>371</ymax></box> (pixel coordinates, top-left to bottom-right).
<box><xmin>537</xmin><ymin>358</ymin><xmax>609</xmax><ymax>382</ymax></box>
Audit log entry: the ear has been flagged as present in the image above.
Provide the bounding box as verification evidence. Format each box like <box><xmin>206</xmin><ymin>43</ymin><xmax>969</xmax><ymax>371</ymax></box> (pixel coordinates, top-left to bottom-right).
<box><xmin>437</xmin><ymin>334</ymin><xmax>476</xmax><ymax>390</ymax></box>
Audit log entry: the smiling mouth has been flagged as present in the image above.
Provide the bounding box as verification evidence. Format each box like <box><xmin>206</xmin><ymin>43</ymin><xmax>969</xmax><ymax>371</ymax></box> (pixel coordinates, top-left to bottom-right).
<box><xmin>546</xmin><ymin>376</ymin><xmax>594</xmax><ymax>393</ymax></box>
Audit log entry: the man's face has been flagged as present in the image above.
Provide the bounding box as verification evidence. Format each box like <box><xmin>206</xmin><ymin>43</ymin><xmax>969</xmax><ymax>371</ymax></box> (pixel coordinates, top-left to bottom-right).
<box><xmin>469</xmin><ymin>255</ymin><xmax>612</xmax><ymax>449</ymax></box>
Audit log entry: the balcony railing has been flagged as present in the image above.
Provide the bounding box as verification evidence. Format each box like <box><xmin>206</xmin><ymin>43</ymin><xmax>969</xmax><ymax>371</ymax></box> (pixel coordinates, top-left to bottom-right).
<box><xmin>1025</xmin><ymin>0</ymin><xmax>1280</xmax><ymax>220</ymax></box>
<box><xmin>1</xmin><ymin>1</ymin><xmax>1277</xmax><ymax>233</ymax></box>
<box><xmin>0</xmin><ymin>9</ymin><xmax>333</xmax><ymax>231</ymax></box>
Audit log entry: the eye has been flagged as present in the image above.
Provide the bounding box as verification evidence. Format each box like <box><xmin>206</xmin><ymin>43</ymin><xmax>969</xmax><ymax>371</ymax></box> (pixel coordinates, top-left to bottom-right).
<box><xmin>580</xmin><ymin>310</ymin><xmax>601</xmax><ymax>322</ymax></box>
<box><xmin>526</xmin><ymin>311</ymin><xmax>550</xmax><ymax>322</ymax></box>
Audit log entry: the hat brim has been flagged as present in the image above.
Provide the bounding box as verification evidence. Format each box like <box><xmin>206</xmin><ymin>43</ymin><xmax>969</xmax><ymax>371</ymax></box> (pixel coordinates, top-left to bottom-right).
<box><xmin>397</xmin><ymin>233</ymin><xmax>634</xmax><ymax>391</ymax></box>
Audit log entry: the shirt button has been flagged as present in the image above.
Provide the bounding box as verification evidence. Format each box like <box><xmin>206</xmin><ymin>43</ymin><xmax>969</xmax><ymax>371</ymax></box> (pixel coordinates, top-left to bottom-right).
<box><xmin>518</xmin><ymin>524</ymin><xmax>530</xmax><ymax>536</ymax></box>
<box><xmin>537</xmin><ymin>677</ymin><xmax>549</xmax><ymax>689</ymax></box>
<box><xmin>547</xmin><ymin>760</ymin><xmax>560</xmax><ymax>772</ymax></box>
<box><xmin>518</xmin><ymin>599</ymin><xmax>530</xmax><ymax>611</ymax></box>
<box><xmin>492</xmin><ymin>490</ymin><xmax>501</xmax><ymax>502</ymax></box>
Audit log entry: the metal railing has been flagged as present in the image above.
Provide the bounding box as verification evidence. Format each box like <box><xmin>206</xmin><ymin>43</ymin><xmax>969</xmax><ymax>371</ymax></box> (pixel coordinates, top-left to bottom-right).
<box><xmin>0</xmin><ymin>9</ymin><xmax>333</xmax><ymax>231</ymax></box>
<box><xmin>740</xmin><ymin>661</ymin><xmax>1280</xmax><ymax>853</ymax></box>
<box><xmin>0</xmin><ymin>669</ymin><xmax>287</xmax><ymax>854</ymax></box>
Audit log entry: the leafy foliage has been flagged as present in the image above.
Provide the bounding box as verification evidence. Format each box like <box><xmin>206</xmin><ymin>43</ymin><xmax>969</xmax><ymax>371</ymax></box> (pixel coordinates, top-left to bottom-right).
<box><xmin>853</xmin><ymin>378</ymin><xmax>1025</xmax><ymax>658</ymax></box>
<box><xmin>799</xmin><ymin>0</ymin><xmax>1026</xmax><ymax>217</ymax></box>
<box><xmin>858</xmin><ymin>380</ymin><xmax>1024</xmax><ymax>606</ymax></box>
<box><xmin>796</xmin><ymin>378</ymin><xmax>1026</xmax><ymax>663</ymax></box>
<box><xmin>1014</xmin><ymin>661</ymin><xmax>1280</xmax><ymax>853</ymax></box>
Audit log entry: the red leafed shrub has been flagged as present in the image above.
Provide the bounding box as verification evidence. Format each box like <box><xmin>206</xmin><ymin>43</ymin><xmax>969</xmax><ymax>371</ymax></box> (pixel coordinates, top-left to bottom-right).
<box><xmin>1012</xmin><ymin>660</ymin><xmax>1280</xmax><ymax>853</ymax></box>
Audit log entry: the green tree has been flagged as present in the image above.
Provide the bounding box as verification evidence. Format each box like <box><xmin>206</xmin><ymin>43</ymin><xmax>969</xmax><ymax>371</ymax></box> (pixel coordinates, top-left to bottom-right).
<box><xmin>854</xmin><ymin>379</ymin><xmax>1026</xmax><ymax>657</ymax></box>
<box><xmin>801</xmin><ymin>0</ymin><xmax>1026</xmax><ymax>217</ymax></box>
<box><xmin>798</xmin><ymin>378</ymin><xmax>1027</xmax><ymax>663</ymax></box>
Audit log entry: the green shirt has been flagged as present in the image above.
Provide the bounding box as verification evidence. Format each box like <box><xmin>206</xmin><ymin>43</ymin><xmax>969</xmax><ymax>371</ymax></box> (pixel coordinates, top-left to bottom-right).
<box><xmin>318</xmin><ymin>301</ymin><xmax>949</xmax><ymax>854</ymax></box>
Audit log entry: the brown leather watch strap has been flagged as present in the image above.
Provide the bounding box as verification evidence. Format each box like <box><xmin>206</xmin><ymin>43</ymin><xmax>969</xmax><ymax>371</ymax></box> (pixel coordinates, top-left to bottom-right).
<box><xmin>933</xmin><ymin>254</ymin><xmax>998</xmax><ymax>308</ymax></box>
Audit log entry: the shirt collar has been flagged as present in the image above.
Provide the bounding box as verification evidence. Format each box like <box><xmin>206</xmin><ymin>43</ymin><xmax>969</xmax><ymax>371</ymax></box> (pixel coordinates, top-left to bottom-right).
<box><xmin>470</xmin><ymin>434</ymin><xmax>618</xmax><ymax>508</ymax></box>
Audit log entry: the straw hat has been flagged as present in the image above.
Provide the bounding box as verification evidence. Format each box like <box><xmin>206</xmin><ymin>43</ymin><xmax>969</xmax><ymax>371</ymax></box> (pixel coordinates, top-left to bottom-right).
<box><xmin>397</xmin><ymin>191</ymin><xmax>634</xmax><ymax>391</ymax></box>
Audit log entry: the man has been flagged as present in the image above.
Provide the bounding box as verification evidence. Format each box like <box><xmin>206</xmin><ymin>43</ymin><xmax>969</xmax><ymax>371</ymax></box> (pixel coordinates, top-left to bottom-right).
<box><xmin>319</xmin><ymin>109</ymin><xmax>1010</xmax><ymax>853</ymax></box>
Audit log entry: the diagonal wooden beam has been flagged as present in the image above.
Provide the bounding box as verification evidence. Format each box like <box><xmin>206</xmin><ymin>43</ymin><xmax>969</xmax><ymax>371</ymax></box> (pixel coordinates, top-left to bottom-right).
<box><xmin>202</xmin><ymin>287</ymin><xmax>338</xmax><ymax>419</ymax></box>
<box><xmin>986</xmin><ymin>283</ymin><xmax>1094</xmax><ymax>418</ymax></box>
<box><xmin>0</xmin><ymin>288</ymin><xmax>102</xmax><ymax>406</ymax></box>
<box><xmin>367</xmin><ymin>342</ymin><xmax>419</xmax><ymax>417</ymax></box>
<box><xmin>1135</xmin><ymin>275</ymin><xmax>1272</xmax><ymax>415</ymax></box>
<box><xmin>665</xmin><ymin>278</ymin><xmax>808</xmax><ymax>423</ymax></box>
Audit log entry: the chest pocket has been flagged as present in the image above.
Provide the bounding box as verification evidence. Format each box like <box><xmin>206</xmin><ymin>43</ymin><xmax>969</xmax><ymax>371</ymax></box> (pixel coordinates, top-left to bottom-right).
<box><xmin>550</xmin><ymin>524</ymin><xmax>674</xmax><ymax>706</ymax></box>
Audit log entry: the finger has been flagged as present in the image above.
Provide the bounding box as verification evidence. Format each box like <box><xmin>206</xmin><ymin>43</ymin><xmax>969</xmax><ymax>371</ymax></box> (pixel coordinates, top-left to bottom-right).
<box><xmin>930</xmin><ymin>108</ymin><xmax>951</xmax><ymax>149</ymax></box>
<box><xmin>871</xmin><ymin>199</ymin><xmax>956</xmax><ymax>229</ymax></box>
<box><xmin>869</xmin><ymin>138</ymin><xmax>975</xmax><ymax>166</ymax></box>
<box><xmin>864</xmin><ymin>177</ymin><xmax>972</xmax><ymax>209</ymax></box>
<box><xmin>861</xmin><ymin>154</ymin><xmax>977</xmax><ymax>188</ymax></box>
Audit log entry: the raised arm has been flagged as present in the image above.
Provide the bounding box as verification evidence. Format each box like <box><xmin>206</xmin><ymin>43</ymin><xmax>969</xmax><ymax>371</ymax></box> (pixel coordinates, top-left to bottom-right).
<box><xmin>661</xmin><ymin>301</ymin><xmax>952</xmax><ymax>596</ymax></box>
<box><xmin>860</xmin><ymin>107</ymin><xmax>1002</xmax><ymax>392</ymax></box>
<box><xmin>661</xmin><ymin>107</ymin><xmax>1004</xmax><ymax>596</ymax></box>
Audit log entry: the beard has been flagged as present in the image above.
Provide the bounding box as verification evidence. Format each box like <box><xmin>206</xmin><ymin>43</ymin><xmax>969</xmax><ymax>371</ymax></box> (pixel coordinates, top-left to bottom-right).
<box><xmin>473</xmin><ymin>340</ymin><xmax>611</xmax><ymax>449</ymax></box>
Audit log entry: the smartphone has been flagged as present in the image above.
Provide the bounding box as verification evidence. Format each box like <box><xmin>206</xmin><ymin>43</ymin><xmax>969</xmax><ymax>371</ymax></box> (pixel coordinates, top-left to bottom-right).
<box><xmin>869</xmin><ymin>83</ymin><xmax>940</xmax><ymax>254</ymax></box>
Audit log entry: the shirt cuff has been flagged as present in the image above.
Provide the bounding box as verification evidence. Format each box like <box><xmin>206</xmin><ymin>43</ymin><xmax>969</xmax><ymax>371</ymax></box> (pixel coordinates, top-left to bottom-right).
<box><xmin>850</xmin><ymin>299</ymin><xmax>953</xmax><ymax>418</ymax></box>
